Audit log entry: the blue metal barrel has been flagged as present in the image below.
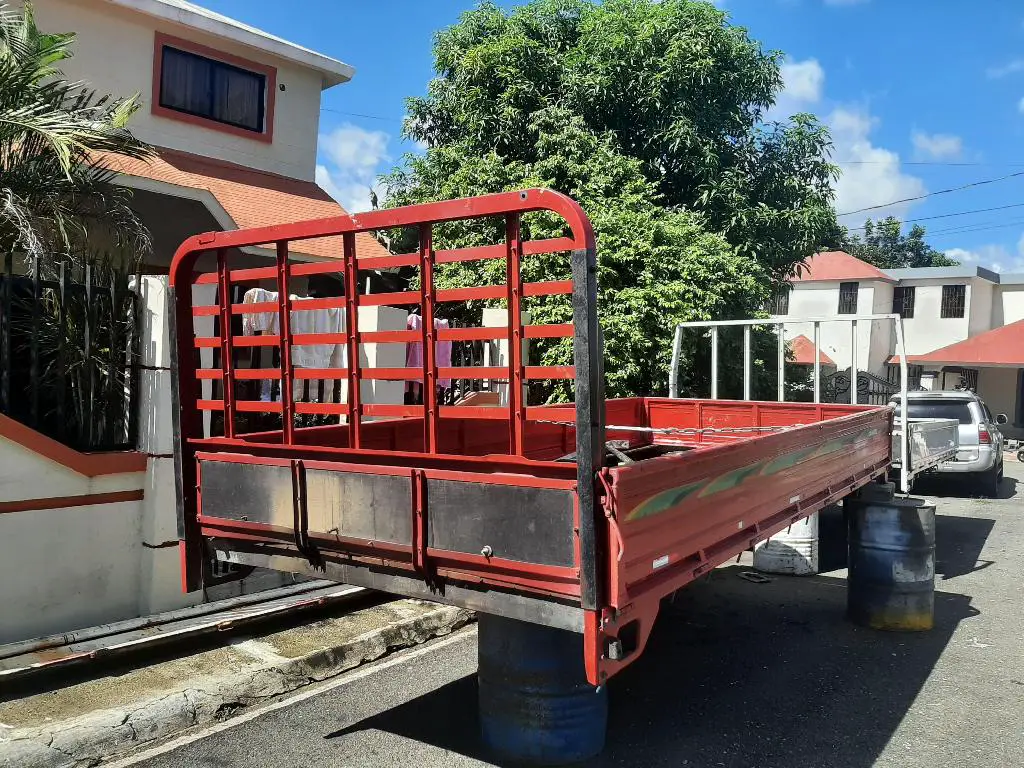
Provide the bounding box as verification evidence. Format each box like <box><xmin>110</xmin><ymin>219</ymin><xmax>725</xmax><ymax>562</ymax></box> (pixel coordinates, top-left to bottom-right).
<box><xmin>477</xmin><ymin>613</ymin><xmax>608</xmax><ymax>765</ymax></box>
<box><xmin>847</xmin><ymin>496</ymin><xmax>936</xmax><ymax>631</ymax></box>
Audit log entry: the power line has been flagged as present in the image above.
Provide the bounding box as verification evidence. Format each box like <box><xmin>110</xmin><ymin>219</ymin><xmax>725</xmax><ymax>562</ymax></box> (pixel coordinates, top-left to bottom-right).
<box><xmin>837</xmin><ymin>169</ymin><xmax>1024</xmax><ymax>217</ymax></box>
<box><xmin>320</xmin><ymin>106</ymin><xmax>401</xmax><ymax>122</ymax></box>
<box><xmin>845</xmin><ymin>201</ymin><xmax>1024</xmax><ymax>232</ymax></box>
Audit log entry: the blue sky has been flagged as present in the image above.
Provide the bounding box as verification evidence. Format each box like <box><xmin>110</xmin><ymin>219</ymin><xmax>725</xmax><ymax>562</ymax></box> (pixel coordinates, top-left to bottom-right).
<box><xmin>198</xmin><ymin>0</ymin><xmax>1024</xmax><ymax>273</ymax></box>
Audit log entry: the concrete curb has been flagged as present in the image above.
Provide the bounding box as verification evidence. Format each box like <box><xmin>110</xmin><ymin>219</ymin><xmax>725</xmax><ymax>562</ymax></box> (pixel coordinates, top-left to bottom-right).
<box><xmin>1</xmin><ymin>603</ymin><xmax>474</xmax><ymax>768</ymax></box>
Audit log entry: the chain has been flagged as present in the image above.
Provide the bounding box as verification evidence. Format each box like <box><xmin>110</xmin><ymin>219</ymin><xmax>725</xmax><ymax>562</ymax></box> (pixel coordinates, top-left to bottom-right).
<box><xmin>535</xmin><ymin>420</ymin><xmax>801</xmax><ymax>437</ymax></box>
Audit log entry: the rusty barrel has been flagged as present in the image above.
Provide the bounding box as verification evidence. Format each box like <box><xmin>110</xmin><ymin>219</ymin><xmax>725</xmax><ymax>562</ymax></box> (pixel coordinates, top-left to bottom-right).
<box><xmin>477</xmin><ymin>614</ymin><xmax>608</xmax><ymax>765</ymax></box>
<box><xmin>847</xmin><ymin>496</ymin><xmax>936</xmax><ymax>631</ymax></box>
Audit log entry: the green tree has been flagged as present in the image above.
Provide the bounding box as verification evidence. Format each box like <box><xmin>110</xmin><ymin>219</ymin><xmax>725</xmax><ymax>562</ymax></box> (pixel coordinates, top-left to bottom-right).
<box><xmin>385</xmin><ymin>0</ymin><xmax>839</xmax><ymax>398</ymax></box>
<box><xmin>844</xmin><ymin>217</ymin><xmax>958</xmax><ymax>270</ymax></box>
<box><xmin>0</xmin><ymin>1</ymin><xmax>152</xmax><ymax>267</ymax></box>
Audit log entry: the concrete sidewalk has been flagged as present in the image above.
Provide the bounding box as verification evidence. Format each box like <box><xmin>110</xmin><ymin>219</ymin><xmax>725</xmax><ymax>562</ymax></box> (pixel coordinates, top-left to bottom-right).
<box><xmin>0</xmin><ymin>599</ymin><xmax>472</xmax><ymax>768</ymax></box>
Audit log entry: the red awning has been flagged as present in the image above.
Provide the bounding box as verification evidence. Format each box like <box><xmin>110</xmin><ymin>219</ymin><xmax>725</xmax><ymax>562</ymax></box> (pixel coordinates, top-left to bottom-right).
<box><xmin>890</xmin><ymin>319</ymin><xmax>1024</xmax><ymax>367</ymax></box>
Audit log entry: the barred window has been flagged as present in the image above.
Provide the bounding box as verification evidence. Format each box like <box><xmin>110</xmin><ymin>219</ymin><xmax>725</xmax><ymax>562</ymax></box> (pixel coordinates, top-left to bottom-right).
<box><xmin>838</xmin><ymin>282</ymin><xmax>859</xmax><ymax>314</ymax></box>
<box><xmin>940</xmin><ymin>285</ymin><xmax>966</xmax><ymax>319</ymax></box>
<box><xmin>892</xmin><ymin>286</ymin><xmax>915</xmax><ymax>318</ymax></box>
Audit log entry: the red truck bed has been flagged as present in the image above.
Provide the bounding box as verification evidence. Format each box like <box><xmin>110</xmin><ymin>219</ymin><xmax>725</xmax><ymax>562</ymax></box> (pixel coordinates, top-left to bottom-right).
<box><xmin>169</xmin><ymin>190</ymin><xmax>891</xmax><ymax>684</ymax></box>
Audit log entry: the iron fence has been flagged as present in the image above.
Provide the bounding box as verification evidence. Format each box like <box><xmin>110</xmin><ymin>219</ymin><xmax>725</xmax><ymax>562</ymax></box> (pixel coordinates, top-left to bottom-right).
<box><xmin>0</xmin><ymin>253</ymin><xmax>141</xmax><ymax>451</ymax></box>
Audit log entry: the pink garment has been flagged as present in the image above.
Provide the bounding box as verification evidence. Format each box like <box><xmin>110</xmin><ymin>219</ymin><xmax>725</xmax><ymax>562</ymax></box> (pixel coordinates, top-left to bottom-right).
<box><xmin>406</xmin><ymin>313</ymin><xmax>453</xmax><ymax>388</ymax></box>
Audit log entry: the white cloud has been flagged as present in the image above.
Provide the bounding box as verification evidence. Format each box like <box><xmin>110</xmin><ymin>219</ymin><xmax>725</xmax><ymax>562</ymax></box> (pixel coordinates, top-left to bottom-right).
<box><xmin>316</xmin><ymin>124</ymin><xmax>390</xmax><ymax>213</ymax></box>
<box><xmin>829</xmin><ymin>107</ymin><xmax>927</xmax><ymax>220</ymax></box>
<box><xmin>942</xmin><ymin>241</ymin><xmax>1024</xmax><ymax>273</ymax></box>
<box><xmin>911</xmin><ymin>131</ymin><xmax>963</xmax><ymax>161</ymax></box>
<box><xmin>987</xmin><ymin>59</ymin><xmax>1024</xmax><ymax>78</ymax></box>
<box><xmin>768</xmin><ymin>57</ymin><xmax>824</xmax><ymax>120</ymax></box>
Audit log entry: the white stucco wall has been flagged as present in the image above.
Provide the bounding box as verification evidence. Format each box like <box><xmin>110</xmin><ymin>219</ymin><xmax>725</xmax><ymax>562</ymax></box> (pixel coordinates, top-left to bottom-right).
<box><xmin>899</xmin><ymin>280</ymin><xmax>972</xmax><ymax>355</ymax></box>
<box><xmin>0</xmin><ymin>500</ymin><xmax>144</xmax><ymax>643</ymax></box>
<box><xmin>1000</xmin><ymin>285</ymin><xmax>1024</xmax><ymax>325</ymax></box>
<box><xmin>30</xmin><ymin>0</ymin><xmax>326</xmax><ymax>180</ymax></box>
<box><xmin>783</xmin><ymin>282</ymin><xmax>879</xmax><ymax>372</ymax></box>
<box><xmin>968</xmin><ymin>279</ymin><xmax>995</xmax><ymax>338</ymax></box>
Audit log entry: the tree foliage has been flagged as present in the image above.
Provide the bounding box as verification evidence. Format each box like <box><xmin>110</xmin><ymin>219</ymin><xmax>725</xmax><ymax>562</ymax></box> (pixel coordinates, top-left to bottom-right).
<box><xmin>0</xmin><ymin>1</ymin><xmax>153</xmax><ymax>269</ymax></box>
<box><xmin>843</xmin><ymin>217</ymin><xmax>958</xmax><ymax>270</ymax></box>
<box><xmin>384</xmin><ymin>0</ymin><xmax>840</xmax><ymax>398</ymax></box>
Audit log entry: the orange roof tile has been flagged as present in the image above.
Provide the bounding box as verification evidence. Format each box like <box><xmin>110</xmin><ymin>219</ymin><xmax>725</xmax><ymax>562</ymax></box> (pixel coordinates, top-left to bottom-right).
<box><xmin>789</xmin><ymin>334</ymin><xmax>835</xmax><ymax>365</ymax></box>
<box><xmin>792</xmin><ymin>251</ymin><xmax>893</xmax><ymax>283</ymax></box>
<box><xmin>102</xmin><ymin>148</ymin><xmax>390</xmax><ymax>261</ymax></box>
<box><xmin>890</xmin><ymin>319</ymin><xmax>1024</xmax><ymax>367</ymax></box>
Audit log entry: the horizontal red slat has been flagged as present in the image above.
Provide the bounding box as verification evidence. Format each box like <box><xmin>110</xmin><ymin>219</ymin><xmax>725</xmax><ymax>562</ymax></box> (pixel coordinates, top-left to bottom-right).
<box><xmin>439</xmin><ymin>366</ymin><xmax>508</xmax><ymax>379</ymax></box>
<box><xmin>198</xmin><ymin>399</ymin><xmax>283</xmax><ymax>413</ymax></box>
<box><xmin>433</xmin><ymin>237</ymin><xmax>576</xmax><ymax>265</ymax></box>
<box><xmin>196</xmin><ymin>399</ymin><xmax>225</xmax><ymax>411</ymax></box>
<box><xmin>524</xmin><ymin>324</ymin><xmax>573</xmax><ymax>339</ymax></box>
<box><xmin>232</xmin><ymin>335</ymin><xmax>280</xmax><ymax>347</ymax></box>
<box><xmin>362</xmin><ymin>403</ymin><xmax>423</xmax><ymax>418</ymax></box>
<box><xmin>435</xmin><ymin>285</ymin><xmax>503</xmax><ymax>302</ymax></box>
<box><xmin>226</xmin><ymin>301</ymin><xmax>279</xmax><ymax>315</ymax></box>
<box><xmin>236</xmin><ymin>368</ymin><xmax>281</xmax><ymax>380</ymax></box>
<box><xmin>359</xmin><ymin>291</ymin><xmax>420</xmax><ymax>307</ymax></box>
<box><xmin>293</xmin><ymin>368</ymin><xmax>349</xmax><ymax>380</ymax></box>
<box><xmin>291</xmin><ymin>297</ymin><xmax>347</xmax><ymax>311</ymax></box>
<box><xmin>356</xmin><ymin>253</ymin><xmax>420</xmax><ymax>269</ymax></box>
<box><xmin>195</xmin><ymin>369</ymin><xmax>223</xmax><ymax>380</ymax></box>
<box><xmin>526</xmin><ymin>365</ymin><xmax>575</xmax><ymax>380</ymax></box>
<box><xmin>194</xmin><ymin>337</ymin><xmax>222</xmax><ymax>348</ymax></box>
<box><xmin>524</xmin><ymin>280</ymin><xmax>573</xmax><ymax>297</ymax></box>
<box><xmin>194</xmin><ymin>260</ymin><xmax>348</xmax><ymax>285</ymax></box>
<box><xmin>436</xmin><ymin>327</ymin><xmax>504</xmax><ymax>342</ymax></box>
<box><xmin>292</xmin><ymin>333</ymin><xmax>348</xmax><ymax>345</ymax></box>
<box><xmin>192</xmin><ymin>305</ymin><xmax>220</xmax><ymax>317</ymax></box>
<box><xmin>294</xmin><ymin>402</ymin><xmax>350</xmax><ymax>415</ymax></box>
<box><xmin>359</xmin><ymin>330</ymin><xmax>420</xmax><ymax>343</ymax></box>
<box><xmin>359</xmin><ymin>367</ymin><xmax>424</xmax><ymax>380</ymax></box>
<box><xmin>432</xmin><ymin>405</ymin><xmax>578</xmax><ymax>421</ymax></box>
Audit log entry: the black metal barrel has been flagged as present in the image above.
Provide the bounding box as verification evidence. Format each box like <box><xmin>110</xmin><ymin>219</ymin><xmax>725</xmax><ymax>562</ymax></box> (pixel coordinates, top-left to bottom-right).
<box><xmin>477</xmin><ymin>613</ymin><xmax>608</xmax><ymax>765</ymax></box>
<box><xmin>847</xmin><ymin>496</ymin><xmax>936</xmax><ymax>631</ymax></box>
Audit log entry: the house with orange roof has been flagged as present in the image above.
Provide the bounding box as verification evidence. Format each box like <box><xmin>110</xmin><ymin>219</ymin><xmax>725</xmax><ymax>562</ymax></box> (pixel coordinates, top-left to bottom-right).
<box><xmin>0</xmin><ymin>0</ymin><xmax>407</xmax><ymax>643</ymax></box>
<box><xmin>23</xmin><ymin>0</ymin><xmax>389</xmax><ymax>271</ymax></box>
<box><xmin>774</xmin><ymin>249</ymin><xmax>1024</xmax><ymax>438</ymax></box>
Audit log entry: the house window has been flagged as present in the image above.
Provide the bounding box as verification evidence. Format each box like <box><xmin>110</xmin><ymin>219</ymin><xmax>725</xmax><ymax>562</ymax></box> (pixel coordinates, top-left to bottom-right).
<box><xmin>838</xmin><ymin>282</ymin><xmax>859</xmax><ymax>314</ymax></box>
<box><xmin>892</xmin><ymin>286</ymin><xmax>915</xmax><ymax>318</ymax></box>
<box><xmin>152</xmin><ymin>33</ymin><xmax>275</xmax><ymax>142</ymax></box>
<box><xmin>940</xmin><ymin>285</ymin><xmax>966</xmax><ymax>319</ymax></box>
<box><xmin>773</xmin><ymin>287</ymin><xmax>791</xmax><ymax>315</ymax></box>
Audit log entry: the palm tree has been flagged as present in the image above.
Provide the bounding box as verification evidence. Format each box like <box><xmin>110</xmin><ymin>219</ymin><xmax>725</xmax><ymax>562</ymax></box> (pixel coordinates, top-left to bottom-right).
<box><xmin>0</xmin><ymin>2</ymin><xmax>154</xmax><ymax>449</ymax></box>
<box><xmin>0</xmin><ymin>1</ymin><xmax>153</xmax><ymax>269</ymax></box>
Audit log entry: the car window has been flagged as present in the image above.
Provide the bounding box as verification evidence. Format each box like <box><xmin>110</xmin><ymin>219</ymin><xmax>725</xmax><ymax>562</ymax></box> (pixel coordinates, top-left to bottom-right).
<box><xmin>898</xmin><ymin>400</ymin><xmax>975</xmax><ymax>424</ymax></box>
<box><xmin>983</xmin><ymin>404</ymin><xmax>994</xmax><ymax>423</ymax></box>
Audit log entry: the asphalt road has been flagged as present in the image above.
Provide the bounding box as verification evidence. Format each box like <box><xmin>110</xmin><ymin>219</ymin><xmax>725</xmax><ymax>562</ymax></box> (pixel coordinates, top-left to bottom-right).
<box><xmin>120</xmin><ymin>465</ymin><xmax>1024</xmax><ymax>768</ymax></box>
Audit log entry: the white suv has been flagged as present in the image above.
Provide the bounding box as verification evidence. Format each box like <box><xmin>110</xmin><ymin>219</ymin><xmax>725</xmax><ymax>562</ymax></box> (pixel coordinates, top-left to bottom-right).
<box><xmin>891</xmin><ymin>391</ymin><xmax>1006</xmax><ymax>497</ymax></box>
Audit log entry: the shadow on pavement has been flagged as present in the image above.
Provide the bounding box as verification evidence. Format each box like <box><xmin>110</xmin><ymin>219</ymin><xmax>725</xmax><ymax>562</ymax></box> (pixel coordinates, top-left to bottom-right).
<box><xmin>912</xmin><ymin>473</ymin><xmax>1018</xmax><ymax>501</ymax></box>
<box><xmin>330</xmin><ymin>564</ymin><xmax>979</xmax><ymax>768</ymax></box>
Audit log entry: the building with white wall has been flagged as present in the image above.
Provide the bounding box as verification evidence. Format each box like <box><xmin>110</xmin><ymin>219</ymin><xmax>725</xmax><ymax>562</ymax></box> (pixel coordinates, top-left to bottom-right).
<box><xmin>777</xmin><ymin>250</ymin><xmax>1024</xmax><ymax>437</ymax></box>
<box><xmin>0</xmin><ymin>1</ymin><xmax>403</xmax><ymax>644</ymax></box>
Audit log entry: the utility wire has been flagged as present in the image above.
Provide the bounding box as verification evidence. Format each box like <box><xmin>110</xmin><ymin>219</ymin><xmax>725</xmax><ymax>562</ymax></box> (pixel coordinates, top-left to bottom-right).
<box><xmin>845</xmin><ymin>201</ymin><xmax>1024</xmax><ymax>232</ymax></box>
<box><xmin>838</xmin><ymin>170</ymin><xmax>1024</xmax><ymax>217</ymax></box>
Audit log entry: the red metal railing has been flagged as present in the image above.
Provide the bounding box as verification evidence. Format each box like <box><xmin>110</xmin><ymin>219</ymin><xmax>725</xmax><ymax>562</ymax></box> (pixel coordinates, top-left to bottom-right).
<box><xmin>169</xmin><ymin>190</ymin><xmax>602</xmax><ymax>593</ymax></box>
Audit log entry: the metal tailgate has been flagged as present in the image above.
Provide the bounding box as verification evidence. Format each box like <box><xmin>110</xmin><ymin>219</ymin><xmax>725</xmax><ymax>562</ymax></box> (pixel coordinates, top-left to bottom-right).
<box><xmin>891</xmin><ymin>417</ymin><xmax>959</xmax><ymax>478</ymax></box>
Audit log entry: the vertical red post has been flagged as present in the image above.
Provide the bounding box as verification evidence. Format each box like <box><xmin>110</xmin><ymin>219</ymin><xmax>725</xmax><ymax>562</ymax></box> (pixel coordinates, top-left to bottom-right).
<box><xmin>276</xmin><ymin>241</ymin><xmax>295</xmax><ymax>445</ymax></box>
<box><xmin>342</xmin><ymin>232</ymin><xmax>362</xmax><ymax>449</ymax></box>
<box><xmin>418</xmin><ymin>224</ymin><xmax>438</xmax><ymax>453</ymax></box>
<box><xmin>216</xmin><ymin>249</ymin><xmax>236</xmax><ymax>438</ymax></box>
<box><xmin>505</xmin><ymin>214</ymin><xmax>525</xmax><ymax>455</ymax></box>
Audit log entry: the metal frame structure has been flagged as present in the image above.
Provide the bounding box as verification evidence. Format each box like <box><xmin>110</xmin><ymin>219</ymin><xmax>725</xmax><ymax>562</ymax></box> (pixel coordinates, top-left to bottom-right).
<box><xmin>171</xmin><ymin>191</ymin><xmax>903</xmax><ymax>685</ymax></box>
<box><xmin>668</xmin><ymin>314</ymin><xmax>913</xmax><ymax>492</ymax></box>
